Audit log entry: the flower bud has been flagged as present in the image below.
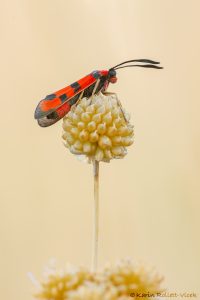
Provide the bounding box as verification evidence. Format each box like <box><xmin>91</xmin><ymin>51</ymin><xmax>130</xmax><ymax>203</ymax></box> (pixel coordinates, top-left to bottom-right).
<box><xmin>75</xmin><ymin>105</ymin><xmax>84</xmax><ymax>115</ymax></box>
<box><xmin>102</xmin><ymin>112</ymin><xmax>112</xmax><ymax>125</ymax></box>
<box><xmin>62</xmin><ymin>119</ymin><xmax>72</xmax><ymax>131</ymax></box>
<box><xmin>77</xmin><ymin>121</ymin><xmax>85</xmax><ymax>130</ymax></box>
<box><xmin>89</xmin><ymin>131</ymin><xmax>99</xmax><ymax>143</ymax></box>
<box><xmin>118</xmin><ymin>126</ymin><xmax>129</xmax><ymax>136</ymax></box>
<box><xmin>92</xmin><ymin>113</ymin><xmax>102</xmax><ymax>124</ymax></box>
<box><xmin>81</xmin><ymin>112</ymin><xmax>91</xmax><ymax>123</ymax></box>
<box><xmin>72</xmin><ymin>113</ymin><xmax>80</xmax><ymax>124</ymax></box>
<box><xmin>83</xmin><ymin>142</ymin><xmax>92</xmax><ymax>153</ymax></box>
<box><xmin>127</xmin><ymin>125</ymin><xmax>134</xmax><ymax>135</ymax></box>
<box><xmin>65</xmin><ymin>133</ymin><xmax>75</xmax><ymax>145</ymax></box>
<box><xmin>114</xmin><ymin>117</ymin><xmax>123</xmax><ymax>128</ymax></box>
<box><xmin>104</xmin><ymin>149</ymin><xmax>113</xmax><ymax>160</ymax></box>
<box><xmin>97</xmin><ymin>123</ymin><xmax>106</xmax><ymax>135</ymax></box>
<box><xmin>70</xmin><ymin>146</ymin><xmax>81</xmax><ymax>155</ymax></box>
<box><xmin>122</xmin><ymin>137</ymin><xmax>134</xmax><ymax>146</ymax></box>
<box><xmin>111</xmin><ymin>146</ymin><xmax>123</xmax><ymax>156</ymax></box>
<box><xmin>73</xmin><ymin>140</ymin><xmax>83</xmax><ymax>151</ymax></box>
<box><xmin>86</xmin><ymin>104</ymin><xmax>95</xmax><ymax>114</ymax></box>
<box><xmin>87</xmin><ymin>121</ymin><xmax>96</xmax><ymax>132</ymax></box>
<box><xmin>79</xmin><ymin>98</ymin><xmax>90</xmax><ymax>109</ymax></box>
<box><xmin>98</xmin><ymin>136</ymin><xmax>112</xmax><ymax>149</ymax></box>
<box><xmin>62</xmin><ymin>132</ymin><xmax>68</xmax><ymax>140</ymax></box>
<box><xmin>111</xmin><ymin>136</ymin><xmax>122</xmax><ymax>145</ymax></box>
<box><xmin>70</xmin><ymin>127</ymin><xmax>79</xmax><ymax>138</ymax></box>
<box><xmin>79</xmin><ymin>130</ymin><xmax>89</xmax><ymax>142</ymax></box>
<box><xmin>107</xmin><ymin>126</ymin><xmax>117</xmax><ymax>137</ymax></box>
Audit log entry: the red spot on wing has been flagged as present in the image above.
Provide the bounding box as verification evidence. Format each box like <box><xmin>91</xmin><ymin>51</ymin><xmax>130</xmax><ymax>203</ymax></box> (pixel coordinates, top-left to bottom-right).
<box><xmin>78</xmin><ymin>74</ymin><xmax>95</xmax><ymax>89</ymax></box>
<box><xmin>41</xmin><ymin>98</ymin><xmax>62</xmax><ymax>112</ymax></box>
<box><xmin>65</xmin><ymin>87</ymin><xmax>76</xmax><ymax>99</ymax></box>
<box><xmin>56</xmin><ymin>102</ymin><xmax>71</xmax><ymax>118</ymax></box>
<box><xmin>53</xmin><ymin>74</ymin><xmax>95</xmax><ymax>99</ymax></box>
<box><xmin>55</xmin><ymin>85</ymin><xmax>74</xmax><ymax>97</ymax></box>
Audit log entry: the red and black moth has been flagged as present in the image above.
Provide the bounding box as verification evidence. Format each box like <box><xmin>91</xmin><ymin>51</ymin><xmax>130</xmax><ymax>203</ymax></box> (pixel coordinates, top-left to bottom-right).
<box><xmin>34</xmin><ymin>59</ymin><xmax>163</xmax><ymax>127</ymax></box>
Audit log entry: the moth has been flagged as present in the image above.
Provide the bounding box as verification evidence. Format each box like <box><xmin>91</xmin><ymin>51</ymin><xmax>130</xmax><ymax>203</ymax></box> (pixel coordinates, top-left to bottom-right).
<box><xmin>34</xmin><ymin>59</ymin><xmax>162</xmax><ymax>127</ymax></box>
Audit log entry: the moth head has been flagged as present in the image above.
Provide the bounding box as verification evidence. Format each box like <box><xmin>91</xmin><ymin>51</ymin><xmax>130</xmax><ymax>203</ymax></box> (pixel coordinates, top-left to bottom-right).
<box><xmin>108</xmin><ymin>68</ymin><xmax>117</xmax><ymax>84</ymax></box>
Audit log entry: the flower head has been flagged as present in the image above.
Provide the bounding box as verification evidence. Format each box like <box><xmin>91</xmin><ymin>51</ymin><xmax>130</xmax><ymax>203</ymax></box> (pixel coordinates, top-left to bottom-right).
<box><xmin>35</xmin><ymin>264</ymin><xmax>91</xmax><ymax>300</ymax></box>
<box><xmin>104</xmin><ymin>260</ymin><xmax>164</xmax><ymax>298</ymax></box>
<box><xmin>35</xmin><ymin>260</ymin><xmax>164</xmax><ymax>300</ymax></box>
<box><xmin>62</xmin><ymin>93</ymin><xmax>134</xmax><ymax>162</ymax></box>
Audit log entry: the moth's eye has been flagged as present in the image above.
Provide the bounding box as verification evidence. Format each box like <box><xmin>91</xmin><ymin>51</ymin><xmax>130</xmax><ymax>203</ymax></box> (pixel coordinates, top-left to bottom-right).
<box><xmin>109</xmin><ymin>69</ymin><xmax>116</xmax><ymax>77</ymax></box>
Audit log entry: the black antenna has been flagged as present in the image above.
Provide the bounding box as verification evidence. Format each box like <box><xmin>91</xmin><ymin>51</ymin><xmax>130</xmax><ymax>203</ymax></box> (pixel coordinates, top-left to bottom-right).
<box><xmin>115</xmin><ymin>64</ymin><xmax>163</xmax><ymax>70</ymax></box>
<box><xmin>111</xmin><ymin>59</ymin><xmax>161</xmax><ymax>70</ymax></box>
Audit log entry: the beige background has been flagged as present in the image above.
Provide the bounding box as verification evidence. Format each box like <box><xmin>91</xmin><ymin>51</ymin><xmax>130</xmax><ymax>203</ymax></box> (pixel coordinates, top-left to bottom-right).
<box><xmin>1</xmin><ymin>0</ymin><xmax>200</xmax><ymax>299</ymax></box>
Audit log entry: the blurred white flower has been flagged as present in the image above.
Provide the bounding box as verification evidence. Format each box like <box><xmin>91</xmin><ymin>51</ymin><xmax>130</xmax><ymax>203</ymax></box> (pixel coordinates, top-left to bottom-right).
<box><xmin>35</xmin><ymin>260</ymin><xmax>164</xmax><ymax>300</ymax></box>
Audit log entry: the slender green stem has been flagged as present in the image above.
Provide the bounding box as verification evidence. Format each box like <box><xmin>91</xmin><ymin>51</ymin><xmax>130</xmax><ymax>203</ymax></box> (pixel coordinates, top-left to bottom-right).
<box><xmin>92</xmin><ymin>160</ymin><xmax>99</xmax><ymax>272</ymax></box>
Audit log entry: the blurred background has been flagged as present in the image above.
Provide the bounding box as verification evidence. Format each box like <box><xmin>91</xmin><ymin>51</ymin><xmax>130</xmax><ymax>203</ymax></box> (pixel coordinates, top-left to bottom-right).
<box><xmin>1</xmin><ymin>0</ymin><xmax>200</xmax><ymax>299</ymax></box>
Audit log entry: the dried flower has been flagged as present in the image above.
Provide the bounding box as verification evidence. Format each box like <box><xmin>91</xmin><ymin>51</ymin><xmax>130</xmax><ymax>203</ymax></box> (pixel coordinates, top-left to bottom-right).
<box><xmin>104</xmin><ymin>260</ymin><xmax>164</xmax><ymax>299</ymax></box>
<box><xmin>35</xmin><ymin>264</ymin><xmax>90</xmax><ymax>300</ymax></box>
<box><xmin>35</xmin><ymin>260</ymin><xmax>164</xmax><ymax>300</ymax></box>
<box><xmin>62</xmin><ymin>93</ymin><xmax>134</xmax><ymax>162</ymax></box>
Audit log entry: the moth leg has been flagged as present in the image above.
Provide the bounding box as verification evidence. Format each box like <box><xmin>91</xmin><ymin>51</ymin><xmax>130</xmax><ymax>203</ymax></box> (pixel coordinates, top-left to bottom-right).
<box><xmin>103</xmin><ymin>91</ymin><xmax>129</xmax><ymax>124</ymax></box>
<box><xmin>74</xmin><ymin>90</ymin><xmax>84</xmax><ymax>107</ymax></box>
<box><xmin>92</xmin><ymin>78</ymin><xmax>101</xmax><ymax>96</ymax></box>
<box><xmin>89</xmin><ymin>78</ymin><xmax>101</xmax><ymax>104</ymax></box>
<box><xmin>79</xmin><ymin>90</ymin><xmax>84</xmax><ymax>100</ymax></box>
<box><xmin>74</xmin><ymin>79</ymin><xmax>101</xmax><ymax>108</ymax></box>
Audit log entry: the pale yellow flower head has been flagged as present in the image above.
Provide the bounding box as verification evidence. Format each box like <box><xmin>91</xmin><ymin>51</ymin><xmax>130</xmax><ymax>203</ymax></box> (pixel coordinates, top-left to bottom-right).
<box><xmin>35</xmin><ymin>260</ymin><xmax>164</xmax><ymax>300</ymax></box>
<box><xmin>62</xmin><ymin>93</ymin><xmax>134</xmax><ymax>162</ymax></box>
<box><xmin>104</xmin><ymin>260</ymin><xmax>164</xmax><ymax>298</ymax></box>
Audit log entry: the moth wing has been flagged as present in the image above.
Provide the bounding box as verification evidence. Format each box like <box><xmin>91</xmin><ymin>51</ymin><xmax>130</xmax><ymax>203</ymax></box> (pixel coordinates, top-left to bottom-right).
<box><xmin>34</xmin><ymin>73</ymin><xmax>99</xmax><ymax>120</ymax></box>
<box><xmin>37</xmin><ymin>102</ymin><xmax>71</xmax><ymax>127</ymax></box>
<box><xmin>34</xmin><ymin>88</ymin><xmax>73</xmax><ymax>120</ymax></box>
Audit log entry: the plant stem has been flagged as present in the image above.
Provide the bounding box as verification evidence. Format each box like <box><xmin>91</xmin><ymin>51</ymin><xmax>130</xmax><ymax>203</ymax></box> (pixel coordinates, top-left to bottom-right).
<box><xmin>92</xmin><ymin>159</ymin><xmax>99</xmax><ymax>272</ymax></box>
